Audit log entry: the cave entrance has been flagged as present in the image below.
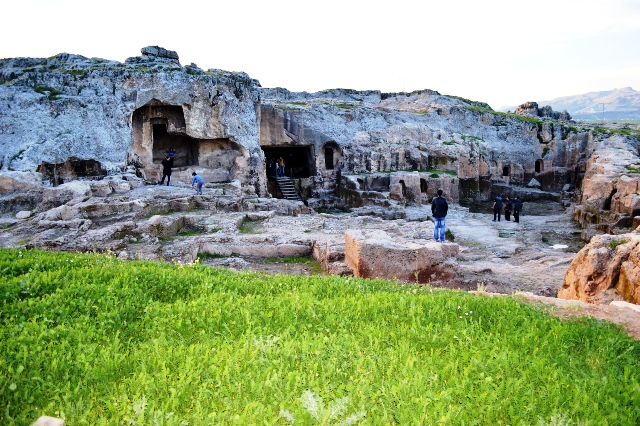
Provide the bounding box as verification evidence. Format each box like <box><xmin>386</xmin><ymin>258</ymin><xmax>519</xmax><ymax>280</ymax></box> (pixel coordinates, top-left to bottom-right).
<box><xmin>399</xmin><ymin>180</ymin><xmax>407</xmax><ymax>197</ymax></box>
<box><xmin>535</xmin><ymin>159</ymin><xmax>544</xmax><ymax>173</ymax></box>
<box><xmin>261</xmin><ymin>145</ymin><xmax>316</xmax><ymax>179</ymax></box>
<box><xmin>420</xmin><ymin>178</ymin><xmax>428</xmax><ymax>194</ymax></box>
<box><xmin>152</xmin><ymin>121</ymin><xmax>199</xmax><ymax>167</ymax></box>
<box><xmin>502</xmin><ymin>166</ymin><xmax>510</xmax><ymax>176</ymax></box>
<box><xmin>325</xmin><ymin>147</ymin><xmax>334</xmax><ymax>169</ymax></box>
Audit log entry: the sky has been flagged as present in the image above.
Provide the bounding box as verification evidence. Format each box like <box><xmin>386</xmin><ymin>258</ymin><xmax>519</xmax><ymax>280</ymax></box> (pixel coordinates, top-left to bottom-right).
<box><xmin>2</xmin><ymin>0</ymin><xmax>639</xmax><ymax>110</ymax></box>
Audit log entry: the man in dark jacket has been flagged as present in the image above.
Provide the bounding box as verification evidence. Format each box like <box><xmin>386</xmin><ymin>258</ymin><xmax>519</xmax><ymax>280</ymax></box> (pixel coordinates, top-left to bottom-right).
<box><xmin>514</xmin><ymin>197</ymin><xmax>523</xmax><ymax>223</ymax></box>
<box><xmin>492</xmin><ymin>194</ymin><xmax>503</xmax><ymax>222</ymax></box>
<box><xmin>431</xmin><ymin>189</ymin><xmax>448</xmax><ymax>242</ymax></box>
<box><xmin>504</xmin><ymin>197</ymin><xmax>513</xmax><ymax>221</ymax></box>
<box><xmin>160</xmin><ymin>155</ymin><xmax>172</xmax><ymax>186</ymax></box>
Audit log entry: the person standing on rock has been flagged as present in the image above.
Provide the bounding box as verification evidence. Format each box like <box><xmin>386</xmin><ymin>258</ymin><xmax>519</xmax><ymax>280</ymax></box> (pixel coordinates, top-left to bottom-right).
<box><xmin>504</xmin><ymin>196</ymin><xmax>513</xmax><ymax>221</ymax></box>
<box><xmin>431</xmin><ymin>189</ymin><xmax>448</xmax><ymax>243</ymax></box>
<box><xmin>191</xmin><ymin>172</ymin><xmax>204</xmax><ymax>195</ymax></box>
<box><xmin>160</xmin><ymin>155</ymin><xmax>172</xmax><ymax>186</ymax></box>
<box><xmin>514</xmin><ymin>196</ymin><xmax>523</xmax><ymax>223</ymax></box>
<box><xmin>492</xmin><ymin>194</ymin><xmax>503</xmax><ymax>222</ymax></box>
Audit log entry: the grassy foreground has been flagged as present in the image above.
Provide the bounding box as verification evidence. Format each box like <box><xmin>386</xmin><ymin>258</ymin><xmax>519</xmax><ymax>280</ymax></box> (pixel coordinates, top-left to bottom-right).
<box><xmin>1</xmin><ymin>249</ymin><xmax>639</xmax><ymax>425</ymax></box>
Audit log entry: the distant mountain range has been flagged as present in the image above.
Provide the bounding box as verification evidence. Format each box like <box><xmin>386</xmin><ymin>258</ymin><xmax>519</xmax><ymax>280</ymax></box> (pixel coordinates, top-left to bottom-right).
<box><xmin>501</xmin><ymin>87</ymin><xmax>640</xmax><ymax>121</ymax></box>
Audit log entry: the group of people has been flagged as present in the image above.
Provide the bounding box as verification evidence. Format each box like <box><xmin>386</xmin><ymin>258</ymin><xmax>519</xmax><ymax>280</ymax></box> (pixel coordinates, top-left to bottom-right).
<box><xmin>159</xmin><ymin>147</ymin><xmax>204</xmax><ymax>195</ymax></box>
<box><xmin>492</xmin><ymin>194</ymin><xmax>523</xmax><ymax>223</ymax></box>
<box><xmin>430</xmin><ymin>190</ymin><xmax>525</xmax><ymax>243</ymax></box>
<box><xmin>269</xmin><ymin>157</ymin><xmax>286</xmax><ymax>177</ymax></box>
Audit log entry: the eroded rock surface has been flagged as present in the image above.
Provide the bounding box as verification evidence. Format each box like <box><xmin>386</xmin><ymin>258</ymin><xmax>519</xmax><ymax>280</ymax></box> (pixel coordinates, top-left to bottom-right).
<box><xmin>559</xmin><ymin>231</ymin><xmax>640</xmax><ymax>304</ymax></box>
<box><xmin>345</xmin><ymin>229</ymin><xmax>458</xmax><ymax>283</ymax></box>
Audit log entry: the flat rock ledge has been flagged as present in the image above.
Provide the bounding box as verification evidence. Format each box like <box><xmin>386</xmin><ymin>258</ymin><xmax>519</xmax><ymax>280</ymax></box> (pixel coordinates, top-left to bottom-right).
<box><xmin>344</xmin><ymin>229</ymin><xmax>459</xmax><ymax>283</ymax></box>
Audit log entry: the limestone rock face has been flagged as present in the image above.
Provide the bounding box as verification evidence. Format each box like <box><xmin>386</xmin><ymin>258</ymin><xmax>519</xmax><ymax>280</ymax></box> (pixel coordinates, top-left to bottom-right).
<box><xmin>559</xmin><ymin>232</ymin><xmax>640</xmax><ymax>304</ymax></box>
<box><xmin>0</xmin><ymin>47</ymin><xmax>265</xmax><ymax>194</ymax></box>
<box><xmin>344</xmin><ymin>229</ymin><xmax>458</xmax><ymax>283</ymax></box>
<box><xmin>514</xmin><ymin>102</ymin><xmax>572</xmax><ymax>121</ymax></box>
<box><xmin>572</xmin><ymin>135</ymin><xmax>640</xmax><ymax>236</ymax></box>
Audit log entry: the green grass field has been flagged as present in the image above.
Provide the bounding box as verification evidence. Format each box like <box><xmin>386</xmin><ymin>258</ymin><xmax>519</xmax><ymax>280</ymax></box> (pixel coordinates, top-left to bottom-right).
<box><xmin>1</xmin><ymin>249</ymin><xmax>639</xmax><ymax>425</ymax></box>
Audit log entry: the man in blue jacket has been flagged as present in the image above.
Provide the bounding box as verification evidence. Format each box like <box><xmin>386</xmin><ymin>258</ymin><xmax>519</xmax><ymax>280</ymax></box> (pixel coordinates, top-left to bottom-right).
<box><xmin>514</xmin><ymin>196</ymin><xmax>523</xmax><ymax>223</ymax></box>
<box><xmin>191</xmin><ymin>172</ymin><xmax>204</xmax><ymax>195</ymax></box>
<box><xmin>431</xmin><ymin>189</ymin><xmax>449</xmax><ymax>243</ymax></box>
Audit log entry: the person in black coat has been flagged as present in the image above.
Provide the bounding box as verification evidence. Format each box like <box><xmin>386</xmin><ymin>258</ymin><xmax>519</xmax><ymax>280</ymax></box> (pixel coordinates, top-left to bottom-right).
<box><xmin>431</xmin><ymin>189</ymin><xmax>449</xmax><ymax>242</ymax></box>
<box><xmin>514</xmin><ymin>197</ymin><xmax>523</xmax><ymax>223</ymax></box>
<box><xmin>160</xmin><ymin>155</ymin><xmax>173</xmax><ymax>186</ymax></box>
<box><xmin>492</xmin><ymin>194</ymin><xmax>503</xmax><ymax>222</ymax></box>
<box><xmin>504</xmin><ymin>197</ymin><xmax>513</xmax><ymax>221</ymax></box>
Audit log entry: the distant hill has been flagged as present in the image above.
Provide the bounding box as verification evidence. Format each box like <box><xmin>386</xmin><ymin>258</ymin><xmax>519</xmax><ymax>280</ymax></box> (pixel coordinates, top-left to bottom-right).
<box><xmin>501</xmin><ymin>87</ymin><xmax>640</xmax><ymax>121</ymax></box>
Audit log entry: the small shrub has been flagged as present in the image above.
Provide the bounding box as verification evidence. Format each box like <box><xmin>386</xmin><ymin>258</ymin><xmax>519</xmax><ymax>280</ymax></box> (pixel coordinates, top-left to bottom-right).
<box><xmin>445</xmin><ymin>229</ymin><xmax>455</xmax><ymax>241</ymax></box>
<box><xmin>609</xmin><ymin>240</ymin><xmax>626</xmax><ymax>250</ymax></box>
<box><xmin>33</xmin><ymin>85</ymin><xmax>63</xmax><ymax>100</ymax></box>
<box><xmin>429</xmin><ymin>173</ymin><xmax>440</xmax><ymax>178</ymax></box>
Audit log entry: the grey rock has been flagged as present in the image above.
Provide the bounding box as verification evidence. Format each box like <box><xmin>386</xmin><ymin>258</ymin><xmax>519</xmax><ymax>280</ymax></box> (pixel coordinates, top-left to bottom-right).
<box><xmin>15</xmin><ymin>210</ymin><xmax>32</xmax><ymax>219</ymax></box>
<box><xmin>527</xmin><ymin>178</ymin><xmax>542</xmax><ymax>188</ymax></box>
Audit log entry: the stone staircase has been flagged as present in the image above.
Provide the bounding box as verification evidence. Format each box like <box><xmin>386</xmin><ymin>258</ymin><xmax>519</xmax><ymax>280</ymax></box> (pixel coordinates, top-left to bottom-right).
<box><xmin>276</xmin><ymin>177</ymin><xmax>301</xmax><ymax>201</ymax></box>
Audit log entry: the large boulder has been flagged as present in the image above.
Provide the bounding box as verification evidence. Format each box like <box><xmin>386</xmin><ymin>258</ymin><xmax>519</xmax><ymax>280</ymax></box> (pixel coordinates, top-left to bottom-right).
<box><xmin>558</xmin><ymin>231</ymin><xmax>640</xmax><ymax>304</ymax></box>
<box><xmin>344</xmin><ymin>229</ymin><xmax>458</xmax><ymax>283</ymax></box>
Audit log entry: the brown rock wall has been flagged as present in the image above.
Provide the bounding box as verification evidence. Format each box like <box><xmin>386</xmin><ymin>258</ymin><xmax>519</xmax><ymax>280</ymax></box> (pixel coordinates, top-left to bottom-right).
<box><xmin>559</xmin><ymin>232</ymin><xmax>640</xmax><ymax>304</ymax></box>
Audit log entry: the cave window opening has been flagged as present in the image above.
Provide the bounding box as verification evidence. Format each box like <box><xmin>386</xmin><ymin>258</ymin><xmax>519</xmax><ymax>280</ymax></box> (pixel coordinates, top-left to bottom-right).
<box><xmin>261</xmin><ymin>145</ymin><xmax>316</xmax><ymax>179</ymax></box>
<box><xmin>325</xmin><ymin>147</ymin><xmax>334</xmax><ymax>170</ymax></box>
<box><xmin>399</xmin><ymin>180</ymin><xmax>407</xmax><ymax>197</ymax></box>
<box><xmin>535</xmin><ymin>159</ymin><xmax>543</xmax><ymax>173</ymax></box>
<box><xmin>603</xmin><ymin>189</ymin><xmax>617</xmax><ymax>211</ymax></box>
<box><xmin>420</xmin><ymin>179</ymin><xmax>428</xmax><ymax>194</ymax></box>
<box><xmin>152</xmin><ymin>122</ymin><xmax>199</xmax><ymax>167</ymax></box>
<box><xmin>502</xmin><ymin>166</ymin><xmax>510</xmax><ymax>176</ymax></box>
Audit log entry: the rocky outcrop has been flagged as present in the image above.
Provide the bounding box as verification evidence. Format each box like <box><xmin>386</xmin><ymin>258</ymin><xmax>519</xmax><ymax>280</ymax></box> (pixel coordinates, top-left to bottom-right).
<box><xmin>0</xmin><ymin>47</ymin><xmax>265</xmax><ymax>194</ymax></box>
<box><xmin>344</xmin><ymin>229</ymin><xmax>459</xmax><ymax>283</ymax></box>
<box><xmin>558</xmin><ymin>231</ymin><xmax>640</xmax><ymax>304</ymax></box>
<box><xmin>514</xmin><ymin>102</ymin><xmax>572</xmax><ymax>122</ymax></box>
<box><xmin>572</xmin><ymin>135</ymin><xmax>640</xmax><ymax>239</ymax></box>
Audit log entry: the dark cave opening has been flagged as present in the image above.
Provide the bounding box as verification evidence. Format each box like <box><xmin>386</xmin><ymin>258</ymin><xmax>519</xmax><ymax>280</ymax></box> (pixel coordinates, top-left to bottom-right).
<box><xmin>261</xmin><ymin>145</ymin><xmax>316</xmax><ymax>179</ymax></box>
<box><xmin>152</xmin><ymin>122</ymin><xmax>199</xmax><ymax>167</ymax></box>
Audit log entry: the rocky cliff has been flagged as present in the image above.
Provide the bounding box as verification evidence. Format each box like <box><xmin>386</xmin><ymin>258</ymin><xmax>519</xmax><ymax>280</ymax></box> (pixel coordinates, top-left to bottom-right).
<box><xmin>0</xmin><ymin>47</ymin><xmax>265</xmax><ymax>193</ymax></box>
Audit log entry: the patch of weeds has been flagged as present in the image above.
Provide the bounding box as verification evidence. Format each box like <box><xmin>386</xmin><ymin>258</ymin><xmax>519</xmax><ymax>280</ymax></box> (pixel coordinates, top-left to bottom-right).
<box><xmin>429</xmin><ymin>173</ymin><xmax>440</xmax><ymax>178</ymax></box>
<box><xmin>197</xmin><ymin>252</ymin><xmax>227</xmax><ymax>260</ymax></box>
<box><xmin>240</xmin><ymin>218</ymin><xmax>262</xmax><ymax>234</ymax></box>
<box><xmin>316</xmin><ymin>208</ymin><xmax>335</xmax><ymax>215</ymax></box>
<box><xmin>176</xmin><ymin>229</ymin><xmax>206</xmax><ymax>237</ymax></box>
<box><xmin>626</xmin><ymin>166</ymin><xmax>640</xmax><ymax>174</ymax></box>
<box><xmin>362</xmin><ymin>221</ymin><xmax>368</xmax><ymax>227</ymax></box>
<box><xmin>442</xmin><ymin>141</ymin><xmax>457</xmax><ymax>146</ymax></box>
<box><xmin>542</xmin><ymin>145</ymin><xmax>551</xmax><ymax>157</ymax></box>
<box><xmin>210</xmin><ymin>227</ymin><xmax>222</xmax><ymax>233</ymax></box>
<box><xmin>33</xmin><ymin>85</ymin><xmax>63</xmax><ymax>100</ymax></box>
<box><xmin>445</xmin><ymin>229</ymin><xmax>455</xmax><ymax>241</ymax></box>
<box><xmin>265</xmin><ymin>256</ymin><xmax>313</xmax><ymax>264</ymax></box>
<box><xmin>609</xmin><ymin>240</ymin><xmax>626</xmax><ymax>250</ymax></box>
<box><xmin>274</xmin><ymin>105</ymin><xmax>301</xmax><ymax>111</ymax></box>
<box><xmin>499</xmin><ymin>231</ymin><xmax>515</xmax><ymax>238</ymax></box>
<box><xmin>446</xmin><ymin>95</ymin><xmax>492</xmax><ymax>110</ymax></box>
<box><xmin>303</xmin><ymin>229</ymin><xmax>312</xmax><ymax>233</ymax></box>
<box><xmin>334</xmin><ymin>103</ymin><xmax>357</xmax><ymax>109</ymax></box>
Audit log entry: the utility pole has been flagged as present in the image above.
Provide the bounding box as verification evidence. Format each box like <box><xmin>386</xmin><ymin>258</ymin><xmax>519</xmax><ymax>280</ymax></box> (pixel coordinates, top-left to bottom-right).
<box><xmin>600</xmin><ymin>103</ymin><xmax>605</xmax><ymax>123</ymax></box>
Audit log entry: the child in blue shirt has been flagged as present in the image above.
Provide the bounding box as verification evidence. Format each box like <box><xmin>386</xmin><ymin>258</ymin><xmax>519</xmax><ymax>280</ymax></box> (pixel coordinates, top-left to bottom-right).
<box><xmin>191</xmin><ymin>172</ymin><xmax>204</xmax><ymax>195</ymax></box>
